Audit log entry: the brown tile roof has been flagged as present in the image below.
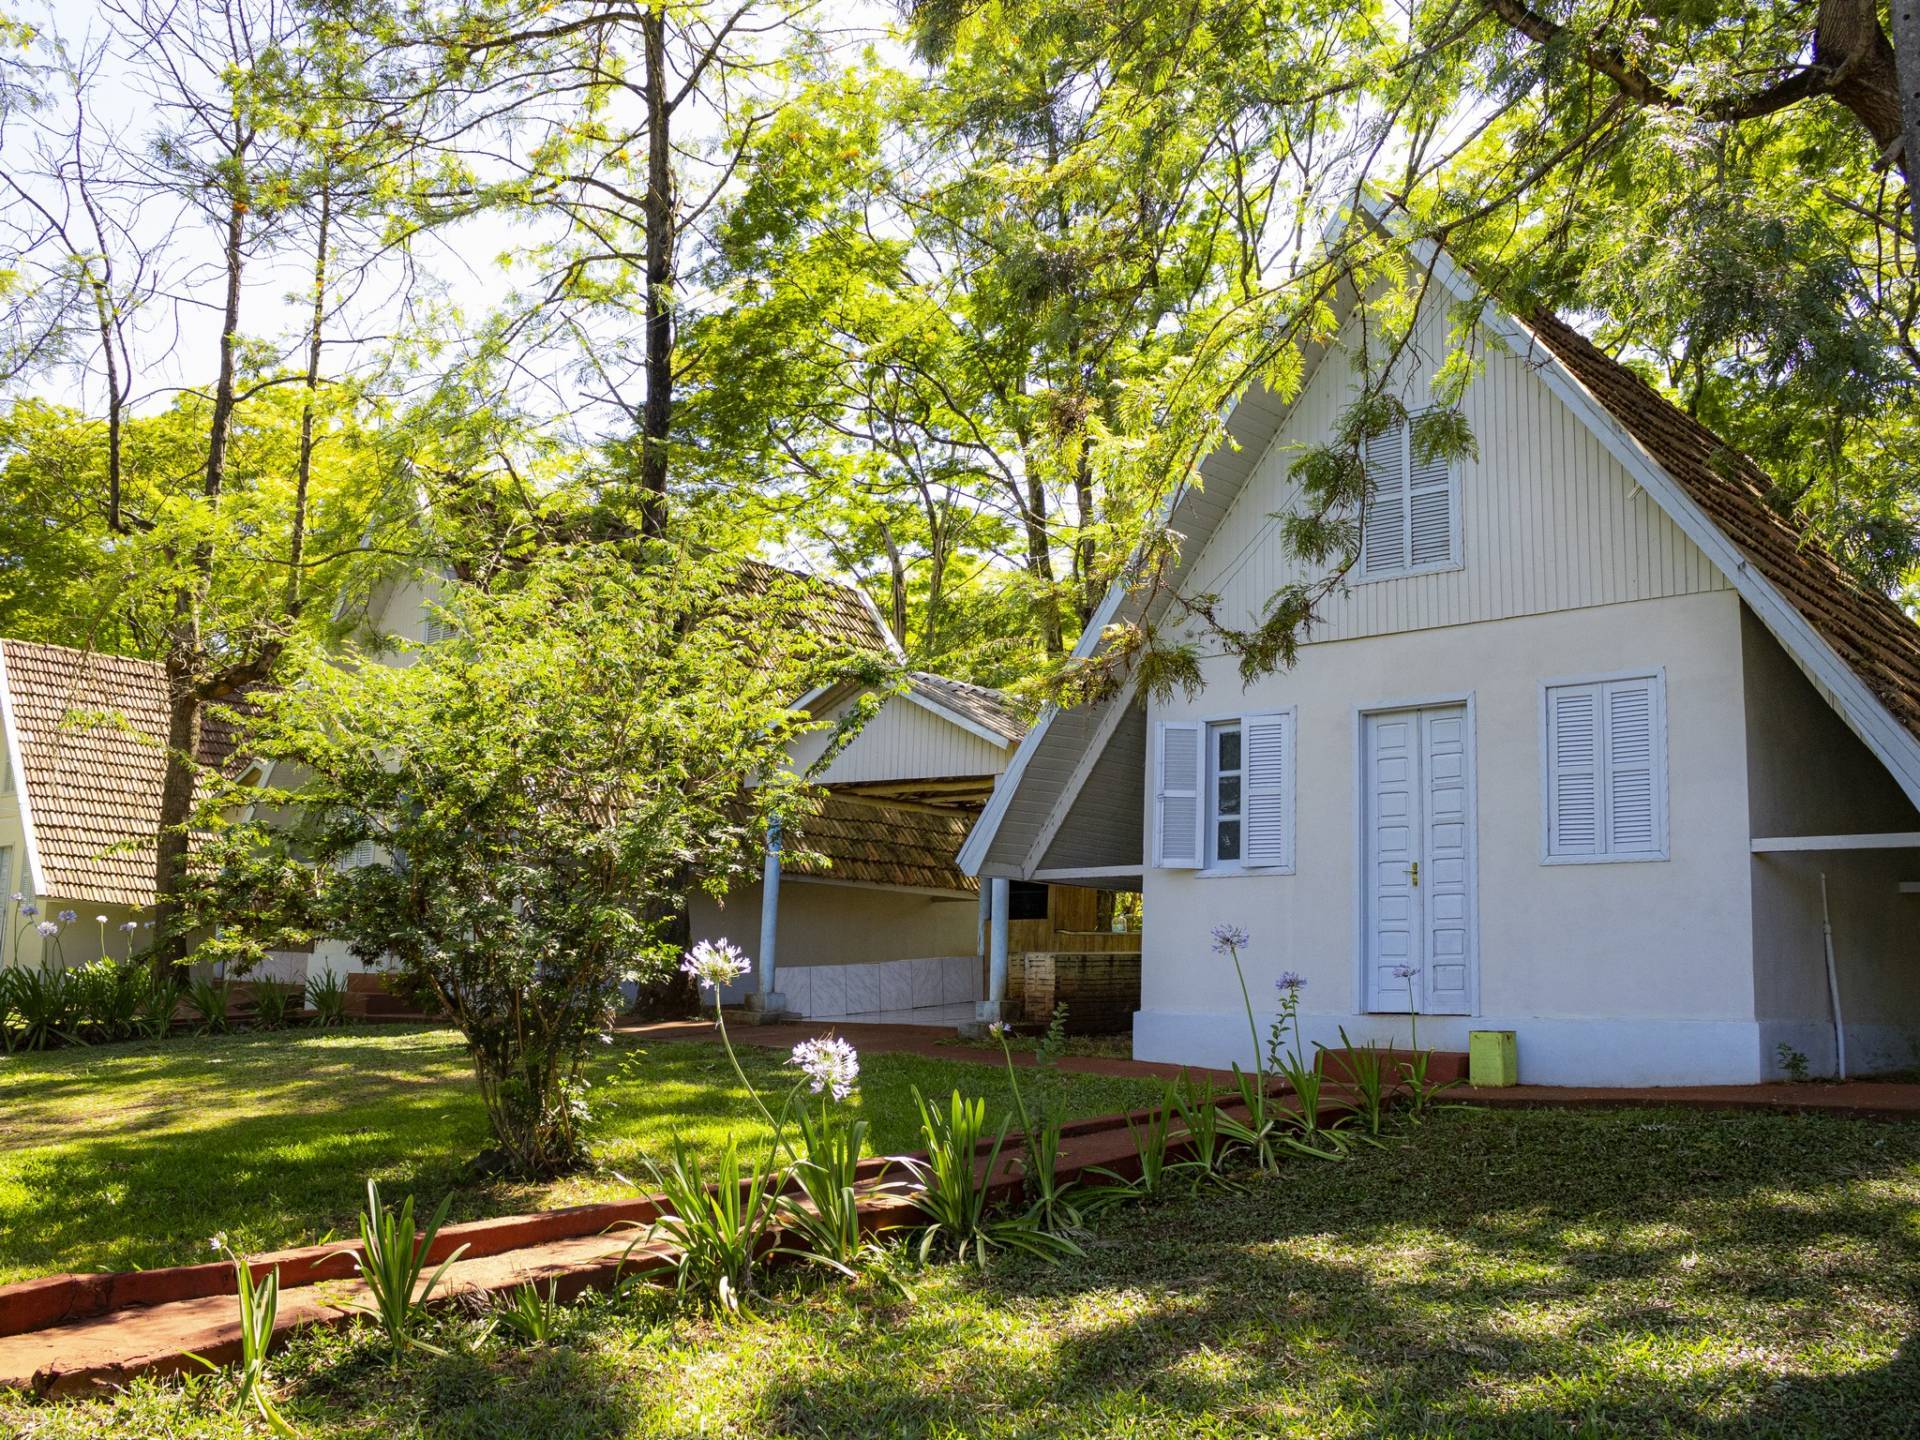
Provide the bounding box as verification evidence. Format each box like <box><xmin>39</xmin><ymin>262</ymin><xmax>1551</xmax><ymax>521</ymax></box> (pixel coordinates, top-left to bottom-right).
<box><xmin>729</xmin><ymin>559</ymin><xmax>898</xmax><ymax>660</ymax></box>
<box><xmin>907</xmin><ymin>672</ymin><xmax>1029</xmax><ymax>744</ymax></box>
<box><xmin>0</xmin><ymin>640</ymin><xmax>238</xmax><ymax>908</ymax></box>
<box><xmin>785</xmin><ymin>789</ymin><xmax>977</xmax><ymax>893</ymax></box>
<box><xmin>1521</xmin><ymin>309</ymin><xmax>1920</xmax><ymax>747</ymax></box>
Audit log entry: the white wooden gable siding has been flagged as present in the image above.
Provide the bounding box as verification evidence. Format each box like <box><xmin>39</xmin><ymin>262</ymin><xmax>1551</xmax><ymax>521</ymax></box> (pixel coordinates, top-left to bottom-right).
<box><xmin>1177</xmin><ymin>299</ymin><xmax>1728</xmax><ymax>647</ymax></box>
<box><xmin>786</xmin><ymin>692</ymin><xmax>1009</xmax><ymax>785</ymax></box>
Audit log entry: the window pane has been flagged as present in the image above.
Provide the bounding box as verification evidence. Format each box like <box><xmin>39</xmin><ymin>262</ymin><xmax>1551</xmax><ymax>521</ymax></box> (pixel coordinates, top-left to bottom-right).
<box><xmin>1216</xmin><ymin>728</ymin><xmax>1241</xmax><ymax>771</ymax></box>
<box><xmin>1217</xmin><ymin>775</ymin><xmax>1241</xmax><ymax>816</ymax></box>
<box><xmin>1216</xmin><ymin>820</ymin><xmax>1241</xmax><ymax>861</ymax></box>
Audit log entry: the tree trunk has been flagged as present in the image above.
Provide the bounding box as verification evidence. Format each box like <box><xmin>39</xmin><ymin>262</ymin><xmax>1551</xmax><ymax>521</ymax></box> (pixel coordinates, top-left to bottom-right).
<box><xmin>639</xmin><ymin>9</ymin><xmax>674</xmax><ymax>539</ymax></box>
<box><xmin>151</xmin><ymin>666</ymin><xmax>201</xmax><ymax>971</ymax></box>
<box><xmin>1890</xmin><ymin>0</ymin><xmax>1920</xmax><ymax>245</ymax></box>
<box><xmin>880</xmin><ymin>525</ymin><xmax>909</xmax><ymax>646</ymax></box>
<box><xmin>152</xmin><ymin>182</ymin><xmax>247</xmax><ymax>968</ymax></box>
<box><xmin>1018</xmin><ymin>470</ymin><xmax>1064</xmax><ymax>655</ymax></box>
<box><xmin>287</xmin><ymin>178</ymin><xmax>331</xmax><ymax>614</ymax></box>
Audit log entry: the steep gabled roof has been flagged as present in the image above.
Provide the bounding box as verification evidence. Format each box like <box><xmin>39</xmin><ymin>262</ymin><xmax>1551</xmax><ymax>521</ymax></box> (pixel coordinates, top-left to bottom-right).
<box><xmin>731</xmin><ymin>558</ymin><xmax>904</xmax><ymax>662</ymax></box>
<box><xmin>0</xmin><ymin>640</ymin><xmax>240</xmax><ymax>908</ymax></box>
<box><xmin>961</xmin><ymin>239</ymin><xmax>1920</xmax><ymax>877</ymax></box>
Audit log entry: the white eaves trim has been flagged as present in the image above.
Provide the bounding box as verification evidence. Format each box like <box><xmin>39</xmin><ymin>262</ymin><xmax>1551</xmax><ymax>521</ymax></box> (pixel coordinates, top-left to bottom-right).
<box><xmin>0</xmin><ymin>648</ymin><xmax>47</xmax><ymax>900</ymax></box>
<box><xmin>1407</xmin><ymin>236</ymin><xmax>1920</xmax><ymax>812</ymax></box>
<box><xmin>956</xmin><ymin>573</ymin><xmax>1133</xmax><ymax>876</ymax></box>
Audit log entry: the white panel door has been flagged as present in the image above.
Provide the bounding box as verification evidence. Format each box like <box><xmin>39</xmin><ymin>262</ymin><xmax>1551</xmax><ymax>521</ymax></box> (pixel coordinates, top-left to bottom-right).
<box><xmin>1419</xmin><ymin>707</ymin><xmax>1474</xmax><ymax>1013</ymax></box>
<box><xmin>1364</xmin><ymin>704</ymin><xmax>1475</xmax><ymax>1016</ymax></box>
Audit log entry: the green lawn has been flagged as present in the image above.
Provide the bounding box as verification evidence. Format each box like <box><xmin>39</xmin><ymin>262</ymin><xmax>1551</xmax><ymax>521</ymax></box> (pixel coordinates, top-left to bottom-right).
<box><xmin>6</xmin><ymin>1104</ymin><xmax>1918</xmax><ymax>1437</ymax></box>
<box><xmin>0</xmin><ymin>1023</ymin><xmax>1160</xmax><ymax>1283</ymax></box>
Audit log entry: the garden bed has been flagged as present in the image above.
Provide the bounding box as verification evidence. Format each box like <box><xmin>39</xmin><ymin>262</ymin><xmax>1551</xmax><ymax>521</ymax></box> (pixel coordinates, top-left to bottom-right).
<box><xmin>3</xmin><ymin>1103</ymin><xmax>1915</xmax><ymax>1437</ymax></box>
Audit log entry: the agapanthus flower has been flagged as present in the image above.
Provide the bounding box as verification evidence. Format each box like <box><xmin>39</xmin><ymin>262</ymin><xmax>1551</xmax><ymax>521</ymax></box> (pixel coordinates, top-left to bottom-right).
<box><xmin>790</xmin><ymin>1037</ymin><xmax>860</xmax><ymax>1101</ymax></box>
<box><xmin>119</xmin><ymin>920</ymin><xmax>139</xmax><ymax>933</ymax></box>
<box><xmin>208</xmin><ymin>1232</ymin><xmax>228</xmax><ymax>1253</ymax></box>
<box><xmin>1210</xmin><ymin>923</ymin><xmax>1251</xmax><ymax>955</ymax></box>
<box><xmin>94</xmin><ymin>914</ymin><xmax>107</xmax><ymax>924</ymax></box>
<box><xmin>19</xmin><ymin>903</ymin><xmax>36</xmax><ymax>918</ymax></box>
<box><xmin>35</xmin><ymin>920</ymin><xmax>59</xmax><ymax>937</ymax></box>
<box><xmin>8</xmin><ymin>892</ymin><xmax>21</xmax><ymax>903</ymax></box>
<box><xmin>1390</xmin><ymin>962</ymin><xmax>1420</xmax><ymax>981</ymax></box>
<box><xmin>679</xmin><ymin>938</ymin><xmax>751</xmax><ymax>991</ymax></box>
<box><xmin>986</xmin><ymin>1019</ymin><xmax>1009</xmax><ymax>1040</ymax></box>
<box><xmin>1276</xmin><ymin>971</ymin><xmax>1306</xmax><ymax>993</ymax></box>
<box><xmin>57</xmin><ymin>910</ymin><xmax>76</xmax><ymax>924</ymax></box>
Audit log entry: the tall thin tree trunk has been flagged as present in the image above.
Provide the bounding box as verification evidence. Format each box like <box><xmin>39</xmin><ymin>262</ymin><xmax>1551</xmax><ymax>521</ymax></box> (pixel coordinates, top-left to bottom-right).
<box><xmin>880</xmin><ymin>526</ymin><xmax>909</xmax><ymax>646</ymax></box>
<box><xmin>1018</xmin><ymin>469</ymin><xmax>1063</xmax><ymax>655</ymax></box>
<box><xmin>153</xmin><ymin>181</ymin><xmax>248</xmax><ymax>969</ymax></box>
<box><xmin>287</xmin><ymin>178</ymin><xmax>331</xmax><ymax>614</ymax></box>
<box><xmin>1891</xmin><ymin>0</ymin><xmax>1920</xmax><ymax>247</ymax></box>
<box><xmin>639</xmin><ymin>9</ymin><xmax>674</xmax><ymax>538</ymax></box>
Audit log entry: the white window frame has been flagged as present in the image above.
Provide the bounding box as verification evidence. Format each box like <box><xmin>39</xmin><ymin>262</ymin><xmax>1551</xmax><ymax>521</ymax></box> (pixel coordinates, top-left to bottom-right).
<box><xmin>1355</xmin><ymin>407</ymin><xmax>1464</xmax><ymax>585</ymax></box>
<box><xmin>1539</xmin><ymin>668</ymin><xmax>1670</xmax><ymax>865</ymax></box>
<box><xmin>1187</xmin><ymin>708</ymin><xmax>1296</xmax><ymax>877</ymax></box>
<box><xmin>1205</xmin><ymin>720</ymin><xmax>1245</xmax><ymax>870</ymax></box>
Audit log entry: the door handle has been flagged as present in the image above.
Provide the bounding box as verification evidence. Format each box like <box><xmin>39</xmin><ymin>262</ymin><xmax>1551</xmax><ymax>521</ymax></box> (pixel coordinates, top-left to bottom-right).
<box><xmin>1409</xmin><ymin>860</ymin><xmax>1420</xmax><ymax>887</ymax></box>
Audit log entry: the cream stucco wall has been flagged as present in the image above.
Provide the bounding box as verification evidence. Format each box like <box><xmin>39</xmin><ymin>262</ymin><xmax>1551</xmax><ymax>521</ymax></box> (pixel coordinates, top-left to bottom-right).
<box><xmin>691</xmin><ymin>878</ymin><xmax>980</xmax><ymax>977</ymax></box>
<box><xmin>1136</xmin><ymin>588</ymin><xmax>1766</xmax><ymax>1084</ymax></box>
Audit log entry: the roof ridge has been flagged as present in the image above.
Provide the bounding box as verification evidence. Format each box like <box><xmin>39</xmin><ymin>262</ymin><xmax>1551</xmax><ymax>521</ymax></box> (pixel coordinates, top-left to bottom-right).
<box><xmin>1</xmin><ymin>636</ymin><xmax>163</xmax><ymax>671</ymax></box>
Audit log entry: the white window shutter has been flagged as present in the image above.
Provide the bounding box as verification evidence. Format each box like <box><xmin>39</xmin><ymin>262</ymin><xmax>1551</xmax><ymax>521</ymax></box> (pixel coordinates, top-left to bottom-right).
<box><xmin>1241</xmin><ymin>712</ymin><xmax>1292</xmax><ymax>868</ymax></box>
<box><xmin>338</xmin><ymin>839</ymin><xmax>378</xmax><ymax>872</ymax></box>
<box><xmin>1361</xmin><ymin>427</ymin><xmax>1407</xmax><ymax>576</ymax></box>
<box><xmin>1546</xmin><ymin>684</ymin><xmax>1601</xmax><ymax>857</ymax></box>
<box><xmin>1605</xmin><ymin>678</ymin><xmax>1660</xmax><ymax>853</ymax></box>
<box><xmin>1154</xmin><ymin>722</ymin><xmax>1203</xmax><ymax>869</ymax></box>
<box><xmin>1407</xmin><ymin>423</ymin><xmax>1455</xmax><ymax>568</ymax></box>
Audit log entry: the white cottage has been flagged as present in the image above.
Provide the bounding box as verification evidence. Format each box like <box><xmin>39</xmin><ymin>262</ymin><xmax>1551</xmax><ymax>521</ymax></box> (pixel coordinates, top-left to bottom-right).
<box><xmin>960</xmin><ymin>242</ymin><xmax>1920</xmax><ymax>1086</ymax></box>
<box><xmin>694</xmin><ymin>668</ymin><xmax>1031</xmax><ymax>1023</ymax></box>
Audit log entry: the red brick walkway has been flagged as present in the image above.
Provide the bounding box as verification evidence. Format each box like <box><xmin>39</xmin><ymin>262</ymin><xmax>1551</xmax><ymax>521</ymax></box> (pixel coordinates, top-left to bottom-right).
<box><xmin>621</xmin><ymin>1018</ymin><xmax>1920</xmax><ymax>1118</ymax></box>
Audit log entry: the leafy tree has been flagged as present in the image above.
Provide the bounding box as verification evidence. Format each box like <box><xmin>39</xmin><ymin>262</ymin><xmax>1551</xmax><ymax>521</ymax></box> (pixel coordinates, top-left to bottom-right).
<box><xmin>196</xmin><ymin>548</ymin><xmax>842</xmax><ymax>1175</ymax></box>
<box><xmin>0</xmin><ymin>0</ymin><xmax>466</xmax><ymax>957</ymax></box>
<box><xmin>888</xmin><ymin>0</ymin><xmax>1920</xmax><ymax>691</ymax></box>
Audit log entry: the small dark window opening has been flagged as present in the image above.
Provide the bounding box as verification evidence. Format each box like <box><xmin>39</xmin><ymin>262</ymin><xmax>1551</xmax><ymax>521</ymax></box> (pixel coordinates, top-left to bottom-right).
<box><xmin>1007</xmin><ymin>881</ymin><xmax>1049</xmax><ymax>921</ymax></box>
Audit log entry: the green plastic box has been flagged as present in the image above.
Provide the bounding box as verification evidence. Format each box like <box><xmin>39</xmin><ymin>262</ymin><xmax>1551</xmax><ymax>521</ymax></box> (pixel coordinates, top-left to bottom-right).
<box><xmin>1469</xmin><ymin>1030</ymin><xmax>1518</xmax><ymax>1087</ymax></box>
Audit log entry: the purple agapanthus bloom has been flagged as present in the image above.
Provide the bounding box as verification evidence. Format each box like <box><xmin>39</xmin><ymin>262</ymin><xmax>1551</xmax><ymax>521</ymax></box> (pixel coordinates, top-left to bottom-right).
<box><xmin>680</xmin><ymin>938</ymin><xmax>752</xmax><ymax>991</ymax></box>
<box><xmin>19</xmin><ymin>903</ymin><xmax>36</xmax><ymax>918</ymax></box>
<box><xmin>1275</xmin><ymin>971</ymin><xmax>1306</xmax><ymax>993</ymax></box>
<box><xmin>57</xmin><ymin>910</ymin><xmax>76</xmax><ymax>924</ymax></box>
<box><xmin>1391</xmin><ymin>962</ymin><xmax>1420</xmax><ymax>981</ymax></box>
<box><xmin>1210</xmin><ymin>923</ymin><xmax>1251</xmax><ymax>955</ymax></box>
<box><xmin>119</xmin><ymin>920</ymin><xmax>139</xmax><ymax>933</ymax></box>
<box><xmin>790</xmin><ymin>1037</ymin><xmax>860</xmax><ymax>1100</ymax></box>
<box><xmin>35</xmin><ymin>920</ymin><xmax>58</xmax><ymax>937</ymax></box>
